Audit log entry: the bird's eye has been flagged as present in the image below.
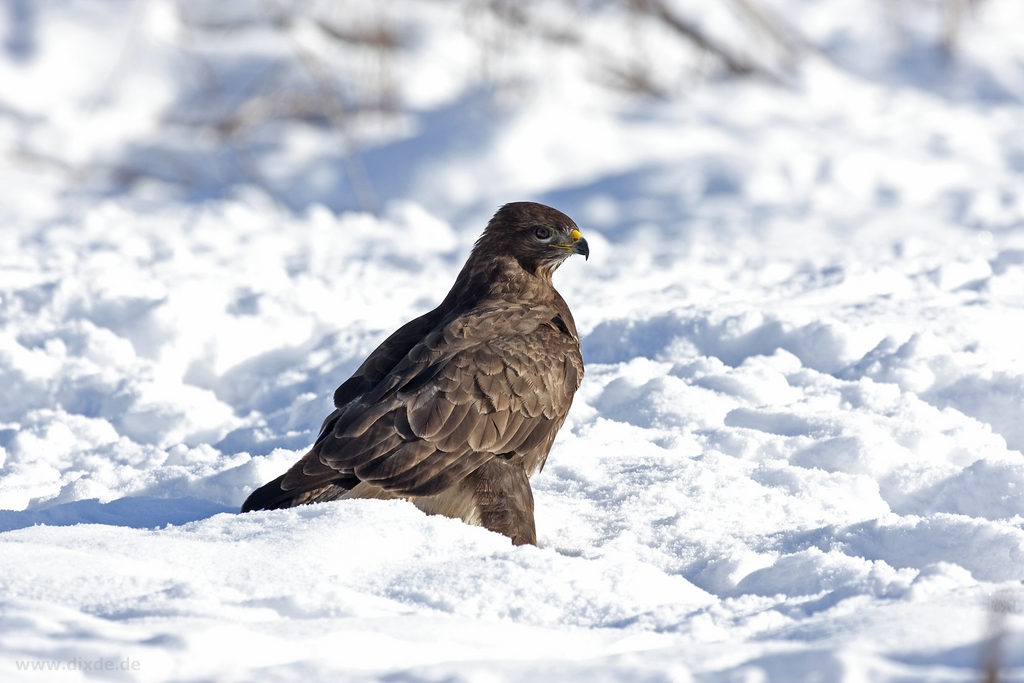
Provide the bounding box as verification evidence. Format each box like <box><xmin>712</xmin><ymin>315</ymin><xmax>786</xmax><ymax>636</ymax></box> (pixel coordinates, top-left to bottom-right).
<box><xmin>534</xmin><ymin>226</ymin><xmax>551</xmax><ymax>240</ymax></box>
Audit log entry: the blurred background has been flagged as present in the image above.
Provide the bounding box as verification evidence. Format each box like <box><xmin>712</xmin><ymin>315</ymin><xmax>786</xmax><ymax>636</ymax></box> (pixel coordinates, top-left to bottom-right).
<box><xmin>2</xmin><ymin>0</ymin><xmax>1021</xmax><ymax>230</ymax></box>
<box><xmin>1</xmin><ymin>0</ymin><xmax>1023</xmax><ymax>487</ymax></box>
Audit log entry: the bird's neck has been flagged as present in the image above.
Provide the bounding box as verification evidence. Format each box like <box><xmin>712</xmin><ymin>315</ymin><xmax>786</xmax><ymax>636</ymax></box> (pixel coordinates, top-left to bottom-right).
<box><xmin>442</xmin><ymin>255</ymin><xmax>553</xmax><ymax>314</ymax></box>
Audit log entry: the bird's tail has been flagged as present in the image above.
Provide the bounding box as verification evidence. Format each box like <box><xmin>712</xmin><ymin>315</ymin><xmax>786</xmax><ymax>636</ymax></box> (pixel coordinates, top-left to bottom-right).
<box><xmin>241</xmin><ymin>440</ymin><xmax>363</xmax><ymax>513</ymax></box>
<box><xmin>241</xmin><ymin>474</ymin><xmax>292</xmax><ymax>512</ymax></box>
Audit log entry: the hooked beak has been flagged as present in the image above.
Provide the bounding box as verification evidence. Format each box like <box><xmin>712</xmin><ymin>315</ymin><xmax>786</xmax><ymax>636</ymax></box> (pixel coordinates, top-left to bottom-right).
<box><xmin>569</xmin><ymin>228</ymin><xmax>589</xmax><ymax>261</ymax></box>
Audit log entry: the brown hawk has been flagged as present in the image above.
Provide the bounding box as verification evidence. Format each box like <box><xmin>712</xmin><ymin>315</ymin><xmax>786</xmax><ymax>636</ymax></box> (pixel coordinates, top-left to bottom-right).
<box><xmin>242</xmin><ymin>202</ymin><xmax>588</xmax><ymax>545</ymax></box>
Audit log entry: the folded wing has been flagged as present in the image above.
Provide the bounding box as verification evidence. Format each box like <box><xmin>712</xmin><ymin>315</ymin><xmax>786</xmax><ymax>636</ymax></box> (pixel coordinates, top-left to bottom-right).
<box><xmin>265</xmin><ymin>303</ymin><xmax>581</xmax><ymax>504</ymax></box>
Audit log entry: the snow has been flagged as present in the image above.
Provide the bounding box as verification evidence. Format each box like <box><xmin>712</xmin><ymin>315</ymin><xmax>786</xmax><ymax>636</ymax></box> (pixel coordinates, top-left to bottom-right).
<box><xmin>2</xmin><ymin>0</ymin><xmax>1024</xmax><ymax>680</ymax></box>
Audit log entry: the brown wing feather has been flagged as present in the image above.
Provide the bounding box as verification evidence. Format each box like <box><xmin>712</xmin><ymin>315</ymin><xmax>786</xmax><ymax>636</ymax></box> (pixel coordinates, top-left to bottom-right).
<box><xmin>308</xmin><ymin>303</ymin><xmax>581</xmax><ymax>497</ymax></box>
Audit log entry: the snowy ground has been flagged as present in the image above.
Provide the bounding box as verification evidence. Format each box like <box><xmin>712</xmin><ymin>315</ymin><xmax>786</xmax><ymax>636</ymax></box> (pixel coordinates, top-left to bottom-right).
<box><xmin>3</xmin><ymin>0</ymin><xmax>1024</xmax><ymax>680</ymax></box>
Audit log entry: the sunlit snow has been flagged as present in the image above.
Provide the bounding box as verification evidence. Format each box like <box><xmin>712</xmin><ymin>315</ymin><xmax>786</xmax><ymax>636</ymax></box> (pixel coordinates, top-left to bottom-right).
<box><xmin>2</xmin><ymin>0</ymin><xmax>1024</xmax><ymax>680</ymax></box>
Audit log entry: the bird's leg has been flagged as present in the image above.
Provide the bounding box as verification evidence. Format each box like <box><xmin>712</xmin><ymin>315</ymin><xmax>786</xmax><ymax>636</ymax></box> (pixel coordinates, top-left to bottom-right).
<box><xmin>466</xmin><ymin>458</ymin><xmax>537</xmax><ymax>546</ymax></box>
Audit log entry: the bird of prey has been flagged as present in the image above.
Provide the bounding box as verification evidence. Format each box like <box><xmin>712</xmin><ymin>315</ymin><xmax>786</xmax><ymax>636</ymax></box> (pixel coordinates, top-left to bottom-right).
<box><xmin>242</xmin><ymin>202</ymin><xmax>588</xmax><ymax>545</ymax></box>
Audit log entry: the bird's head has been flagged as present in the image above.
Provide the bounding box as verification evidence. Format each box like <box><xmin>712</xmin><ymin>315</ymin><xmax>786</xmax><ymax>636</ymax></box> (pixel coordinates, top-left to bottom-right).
<box><xmin>475</xmin><ymin>202</ymin><xmax>589</xmax><ymax>278</ymax></box>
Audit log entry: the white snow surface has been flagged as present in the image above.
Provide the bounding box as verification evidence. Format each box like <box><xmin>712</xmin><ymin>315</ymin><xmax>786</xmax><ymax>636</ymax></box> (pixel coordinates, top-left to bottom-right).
<box><xmin>3</xmin><ymin>0</ymin><xmax>1024</xmax><ymax>680</ymax></box>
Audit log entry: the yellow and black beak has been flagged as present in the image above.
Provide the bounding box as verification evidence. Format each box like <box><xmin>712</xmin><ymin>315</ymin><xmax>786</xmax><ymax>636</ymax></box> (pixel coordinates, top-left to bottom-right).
<box><xmin>569</xmin><ymin>228</ymin><xmax>589</xmax><ymax>261</ymax></box>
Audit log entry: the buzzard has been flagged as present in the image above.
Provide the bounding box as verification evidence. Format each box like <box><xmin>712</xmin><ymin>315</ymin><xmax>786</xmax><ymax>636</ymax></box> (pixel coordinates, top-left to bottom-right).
<box><xmin>242</xmin><ymin>202</ymin><xmax>588</xmax><ymax>545</ymax></box>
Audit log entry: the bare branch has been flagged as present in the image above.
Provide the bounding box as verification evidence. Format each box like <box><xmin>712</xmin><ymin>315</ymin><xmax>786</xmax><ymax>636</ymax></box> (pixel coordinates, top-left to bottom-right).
<box><xmin>262</xmin><ymin>0</ymin><xmax>379</xmax><ymax>213</ymax></box>
<box><xmin>627</xmin><ymin>0</ymin><xmax>763</xmax><ymax>77</ymax></box>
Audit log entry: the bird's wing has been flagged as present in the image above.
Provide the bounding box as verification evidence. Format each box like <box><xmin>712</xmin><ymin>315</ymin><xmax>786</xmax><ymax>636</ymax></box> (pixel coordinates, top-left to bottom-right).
<box><xmin>329</xmin><ymin>306</ymin><xmax>447</xmax><ymax>412</ymax></box>
<box><xmin>282</xmin><ymin>303</ymin><xmax>582</xmax><ymax>497</ymax></box>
